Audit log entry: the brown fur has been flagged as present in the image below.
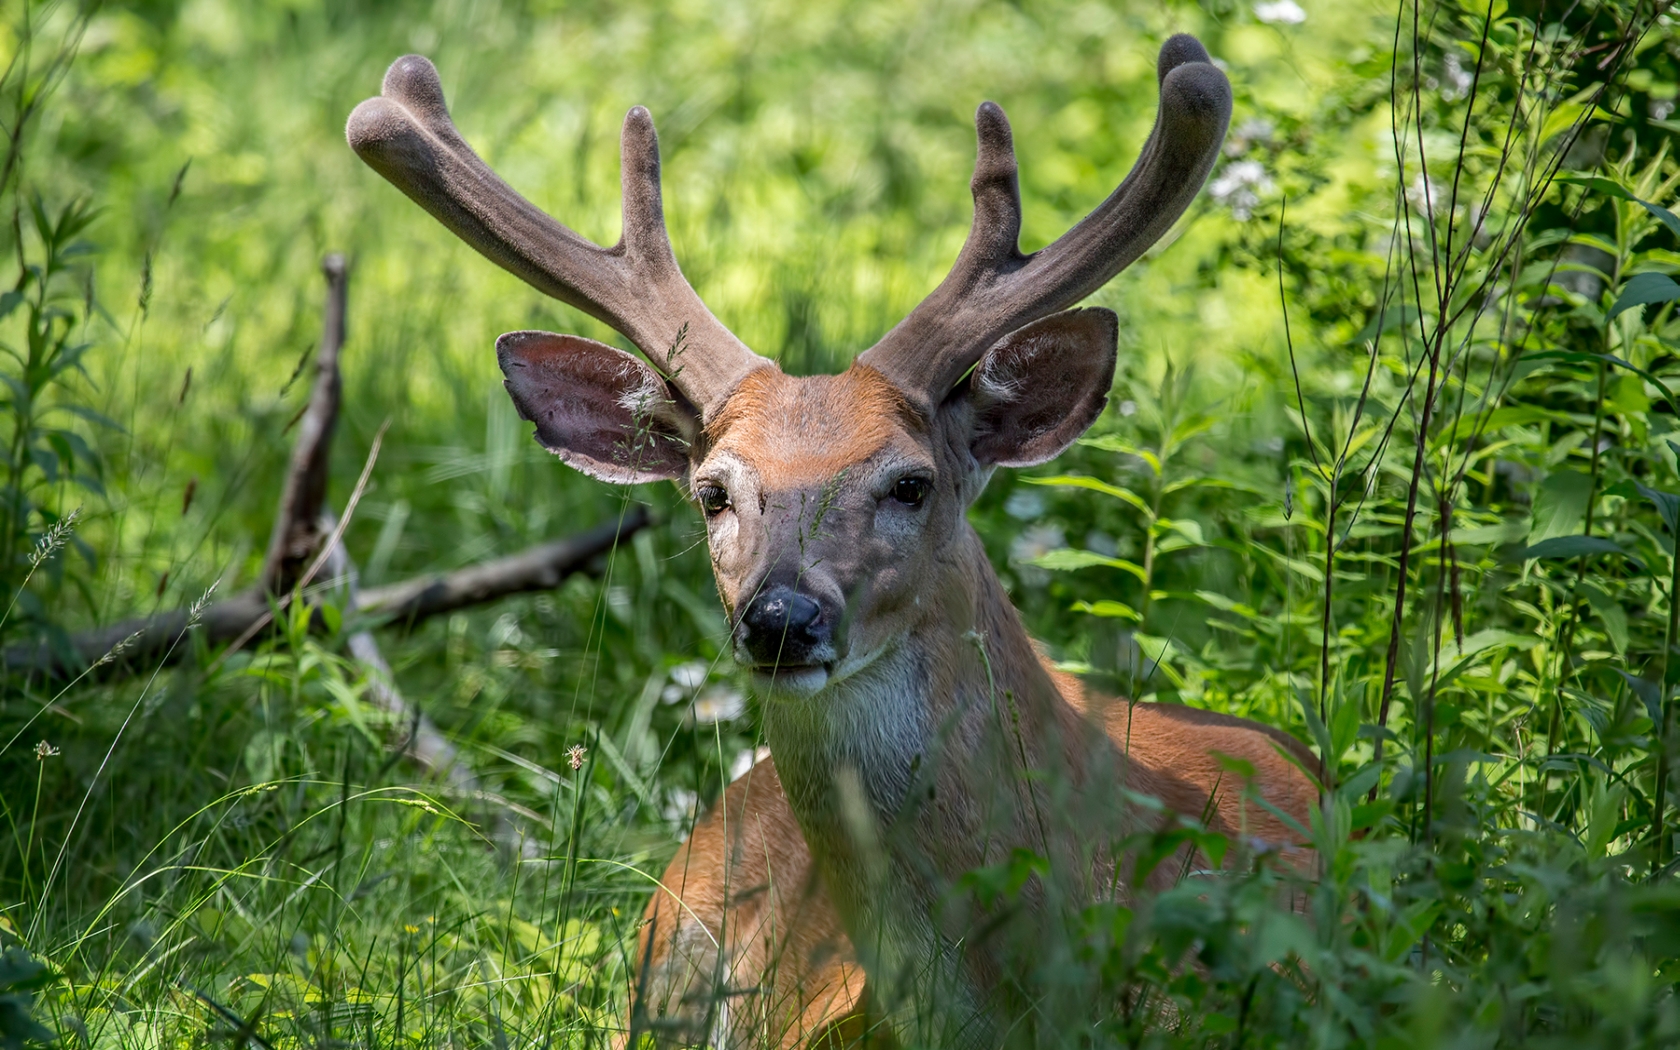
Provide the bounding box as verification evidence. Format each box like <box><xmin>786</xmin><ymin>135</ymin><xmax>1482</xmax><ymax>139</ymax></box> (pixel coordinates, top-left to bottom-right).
<box><xmin>703</xmin><ymin>366</ymin><xmax>924</xmax><ymax>489</ymax></box>
<box><xmin>634</xmin><ymin>576</ymin><xmax>1317</xmax><ymax>1045</ymax></box>
<box><xmin>630</xmin><ymin>760</ymin><xmax>874</xmax><ymax>1048</ymax></box>
<box><xmin>623</xmin><ymin>356</ymin><xmax>1322</xmax><ymax>1044</ymax></box>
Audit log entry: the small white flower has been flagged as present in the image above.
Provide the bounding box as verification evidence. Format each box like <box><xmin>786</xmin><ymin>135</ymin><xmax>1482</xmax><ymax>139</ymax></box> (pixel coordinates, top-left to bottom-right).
<box><xmin>1004</xmin><ymin>490</ymin><xmax>1046</xmax><ymax>521</ymax></box>
<box><xmin>1209</xmin><ymin>160</ymin><xmax>1274</xmax><ymax>221</ymax></box>
<box><xmin>1119</xmin><ymin>400</ymin><xmax>1138</xmax><ymax>417</ymax></box>
<box><xmin>1407</xmin><ymin>173</ymin><xmax>1443</xmax><ymax>218</ymax></box>
<box><xmin>729</xmin><ymin>746</ymin><xmax>772</xmax><ymax>782</ymax></box>
<box><xmin>692</xmin><ymin>686</ymin><xmax>745</xmax><ymax>725</ymax></box>
<box><xmin>1254</xmin><ymin>0</ymin><xmax>1306</xmax><ymax>24</ymax></box>
<box><xmin>1654</xmin><ymin>99</ymin><xmax>1676</xmax><ymax>121</ymax></box>
<box><xmin>663</xmin><ymin>787</ymin><xmax>699</xmax><ymax>829</ymax></box>
<box><xmin>34</xmin><ymin>741</ymin><xmax>59</xmax><ymax>760</ymax></box>
<box><xmin>1440</xmin><ymin>52</ymin><xmax>1475</xmax><ymax>101</ymax></box>
<box><xmin>668</xmin><ymin>661</ymin><xmax>709</xmax><ymax>692</ymax></box>
<box><xmin>566</xmin><ymin>744</ymin><xmax>587</xmax><ymax>771</ymax></box>
<box><xmin>1224</xmin><ymin>118</ymin><xmax>1276</xmax><ymax>156</ymax></box>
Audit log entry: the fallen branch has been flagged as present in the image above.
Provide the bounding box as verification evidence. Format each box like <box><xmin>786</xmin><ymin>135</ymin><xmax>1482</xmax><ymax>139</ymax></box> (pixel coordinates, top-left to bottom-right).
<box><xmin>1</xmin><ymin>506</ymin><xmax>648</xmax><ymax>681</ymax></box>
<box><xmin>264</xmin><ymin>254</ymin><xmax>348</xmax><ymax>592</ymax></box>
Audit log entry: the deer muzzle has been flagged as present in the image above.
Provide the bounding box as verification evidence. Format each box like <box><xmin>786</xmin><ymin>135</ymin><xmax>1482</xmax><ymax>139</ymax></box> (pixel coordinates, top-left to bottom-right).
<box><xmin>735</xmin><ymin>584</ymin><xmax>837</xmax><ymax>694</ymax></box>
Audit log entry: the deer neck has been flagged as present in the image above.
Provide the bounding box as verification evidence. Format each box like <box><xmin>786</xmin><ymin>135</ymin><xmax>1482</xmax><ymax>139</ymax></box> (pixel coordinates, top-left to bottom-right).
<box><xmin>758</xmin><ymin>523</ymin><xmax>1089</xmax><ymax>987</ymax></box>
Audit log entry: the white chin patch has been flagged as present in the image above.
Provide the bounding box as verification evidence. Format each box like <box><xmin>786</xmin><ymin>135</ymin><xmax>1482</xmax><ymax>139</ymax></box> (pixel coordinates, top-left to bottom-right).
<box><xmin>750</xmin><ymin>665</ymin><xmax>830</xmax><ymax>697</ymax></box>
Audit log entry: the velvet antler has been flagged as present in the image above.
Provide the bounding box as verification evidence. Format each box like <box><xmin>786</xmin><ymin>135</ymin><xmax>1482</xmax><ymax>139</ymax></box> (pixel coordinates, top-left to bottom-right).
<box><xmin>346</xmin><ymin>55</ymin><xmax>768</xmax><ymax>416</ymax></box>
<box><xmin>857</xmin><ymin>35</ymin><xmax>1232</xmax><ymax>407</ymax></box>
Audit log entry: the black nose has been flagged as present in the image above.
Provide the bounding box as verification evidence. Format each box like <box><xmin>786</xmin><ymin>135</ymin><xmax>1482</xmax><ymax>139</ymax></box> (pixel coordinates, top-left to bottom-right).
<box><xmin>738</xmin><ymin>585</ymin><xmax>828</xmax><ymax>666</ymax></box>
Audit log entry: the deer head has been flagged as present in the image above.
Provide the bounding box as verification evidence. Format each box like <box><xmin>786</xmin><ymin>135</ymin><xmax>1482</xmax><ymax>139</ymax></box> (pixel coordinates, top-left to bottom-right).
<box><xmin>347</xmin><ymin>39</ymin><xmax>1230</xmax><ymax>699</ymax></box>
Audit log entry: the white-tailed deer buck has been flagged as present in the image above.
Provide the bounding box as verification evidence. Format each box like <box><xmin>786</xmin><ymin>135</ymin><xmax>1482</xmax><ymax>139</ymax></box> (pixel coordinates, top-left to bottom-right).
<box><xmin>349</xmin><ymin>36</ymin><xmax>1317</xmax><ymax>1048</ymax></box>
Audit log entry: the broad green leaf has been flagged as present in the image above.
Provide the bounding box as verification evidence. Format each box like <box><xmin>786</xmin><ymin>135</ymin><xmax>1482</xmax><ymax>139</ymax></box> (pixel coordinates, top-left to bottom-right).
<box><xmin>1193</xmin><ymin>590</ymin><xmax>1260</xmax><ymax>618</ymax></box>
<box><xmin>1528</xmin><ymin>471</ymin><xmax>1591</xmax><ymax>543</ymax></box>
<box><xmin>1519</xmin><ymin>350</ymin><xmax>1680</xmax><ymax>416</ymax></box>
<box><xmin>1579</xmin><ymin>580</ymin><xmax>1629</xmax><ymax>653</ymax></box>
<box><xmin>1539</xmin><ymin>101</ymin><xmax>1589</xmax><ymax>143</ymax></box>
<box><xmin>1605</xmin><ymin>479</ymin><xmax>1679</xmax><ymax>534</ymax></box>
<box><xmin>1556</xmin><ymin>174</ymin><xmax>1636</xmax><ymax>200</ymax></box>
<box><xmin>1430</xmin><ymin>629</ymin><xmax>1541</xmax><ymax>680</ymax></box>
<box><xmin>1076</xmin><ymin>435</ymin><xmax>1162</xmax><ymax>475</ymax></box>
<box><xmin>1478</xmin><ymin>404</ymin><xmax>1568</xmax><ymax>431</ymax></box>
<box><xmin>1254</xmin><ymin>544</ymin><xmax>1326</xmax><ymax>582</ymax></box>
<box><xmin>1071</xmin><ymin>600</ymin><xmax>1141</xmax><ymax>622</ymax></box>
<box><xmin>1025</xmin><ymin>474</ymin><xmax>1151</xmax><ymax>517</ymax></box>
<box><xmin>1132</xmin><ymin>633</ymin><xmax>1184</xmax><ymax>689</ymax></box>
<box><xmin>1640</xmin><ymin>201</ymin><xmax>1680</xmax><ymax>240</ymax></box>
<box><xmin>1155</xmin><ymin>518</ymin><xmax>1204</xmax><ymax>551</ymax></box>
<box><xmin>1340</xmin><ymin>424</ymin><xmax>1384</xmax><ymax>460</ymax></box>
<box><xmin>1516</xmin><ymin>535</ymin><xmax>1626</xmax><ymax>560</ymax></box>
<box><xmin>1451</xmin><ymin>624</ymin><xmax>1538</xmax><ymax>658</ymax></box>
<box><xmin>1384</xmin><ymin>901</ymin><xmax>1444</xmax><ymax>963</ymax></box>
<box><xmin>1615</xmin><ymin>670</ymin><xmax>1663</xmax><ymax>723</ymax></box>
<box><xmin>1555</xmin><ymin>175</ymin><xmax>1680</xmax><ymax>238</ymax></box>
<box><xmin>1449</xmin><ymin>520</ymin><xmax>1529</xmax><ymax>547</ymax></box>
<box><xmin>1165</xmin><ymin>414</ymin><xmax>1215</xmax><ymax>454</ymax></box>
<box><xmin>322</xmin><ymin>675</ymin><xmax>378</xmax><ymax>744</ymax></box>
<box><xmin>1609</xmin><ymin>272</ymin><xmax>1680</xmax><ymax>321</ymax></box>
<box><xmin>1028</xmin><ymin>548</ymin><xmax>1148</xmax><ymax>582</ymax></box>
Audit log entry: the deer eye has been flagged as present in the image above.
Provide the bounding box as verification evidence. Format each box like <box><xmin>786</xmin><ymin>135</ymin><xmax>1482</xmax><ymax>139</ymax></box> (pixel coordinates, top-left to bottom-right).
<box><xmin>891</xmin><ymin>476</ymin><xmax>929</xmax><ymax>508</ymax></box>
<box><xmin>698</xmin><ymin>485</ymin><xmax>731</xmax><ymax>517</ymax></box>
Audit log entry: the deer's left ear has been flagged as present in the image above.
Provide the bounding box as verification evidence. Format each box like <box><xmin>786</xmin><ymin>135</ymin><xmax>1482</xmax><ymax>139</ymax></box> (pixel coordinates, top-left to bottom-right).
<box><xmin>964</xmin><ymin>308</ymin><xmax>1118</xmax><ymax>468</ymax></box>
<box><xmin>497</xmin><ymin>330</ymin><xmax>699</xmax><ymax>484</ymax></box>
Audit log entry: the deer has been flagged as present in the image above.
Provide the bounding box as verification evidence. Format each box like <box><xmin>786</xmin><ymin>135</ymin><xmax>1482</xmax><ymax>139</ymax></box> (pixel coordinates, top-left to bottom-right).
<box><xmin>348</xmin><ymin>35</ymin><xmax>1318</xmax><ymax>1048</ymax></box>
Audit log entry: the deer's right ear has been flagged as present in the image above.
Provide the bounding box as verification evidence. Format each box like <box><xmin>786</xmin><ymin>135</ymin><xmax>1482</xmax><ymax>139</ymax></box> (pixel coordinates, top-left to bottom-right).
<box><xmin>497</xmin><ymin>331</ymin><xmax>697</xmax><ymax>484</ymax></box>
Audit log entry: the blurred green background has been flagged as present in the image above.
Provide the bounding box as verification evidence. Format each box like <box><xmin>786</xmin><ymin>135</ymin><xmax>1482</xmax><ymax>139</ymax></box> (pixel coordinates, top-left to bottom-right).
<box><xmin>5</xmin><ymin>0</ymin><xmax>1680</xmax><ymax>1045</ymax></box>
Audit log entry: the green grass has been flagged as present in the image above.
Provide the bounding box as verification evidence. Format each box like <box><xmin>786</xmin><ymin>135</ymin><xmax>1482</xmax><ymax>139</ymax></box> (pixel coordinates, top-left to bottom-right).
<box><xmin>4</xmin><ymin>0</ymin><xmax>1680</xmax><ymax>1046</ymax></box>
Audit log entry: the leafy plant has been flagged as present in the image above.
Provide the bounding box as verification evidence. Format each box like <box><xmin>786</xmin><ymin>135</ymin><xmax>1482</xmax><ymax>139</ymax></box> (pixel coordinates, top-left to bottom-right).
<box><xmin>0</xmin><ymin>948</ymin><xmax>55</xmax><ymax>1050</ymax></box>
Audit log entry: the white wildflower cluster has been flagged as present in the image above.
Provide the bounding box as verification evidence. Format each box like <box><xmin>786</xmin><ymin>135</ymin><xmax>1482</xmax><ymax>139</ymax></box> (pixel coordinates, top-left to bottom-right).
<box><xmin>1225</xmin><ymin>119</ymin><xmax>1275</xmax><ymax>157</ymax></box>
<box><xmin>1254</xmin><ymin>0</ymin><xmax>1306</xmax><ymax>25</ymax></box>
<box><xmin>662</xmin><ymin>660</ymin><xmax>744</xmax><ymax>725</ymax></box>
<box><xmin>1209</xmin><ymin>160</ymin><xmax>1274</xmax><ymax>221</ymax></box>
<box><xmin>1004</xmin><ymin>489</ymin><xmax>1046</xmax><ymax>521</ymax></box>
<box><xmin>1407</xmin><ymin>173</ymin><xmax>1443</xmax><ymax>219</ymax></box>
<box><xmin>1211</xmin><ymin>119</ymin><xmax>1279</xmax><ymax>222</ymax></box>
<box><xmin>1439</xmin><ymin>52</ymin><xmax>1475</xmax><ymax>101</ymax></box>
<box><xmin>662</xmin><ymin>786</ymin><xmax>699</xmax><ymax>833</ymax></box>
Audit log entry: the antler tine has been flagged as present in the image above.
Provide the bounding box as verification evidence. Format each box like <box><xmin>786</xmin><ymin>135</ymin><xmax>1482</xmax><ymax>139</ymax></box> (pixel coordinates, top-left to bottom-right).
<box><xmin>347</xmin><ymin>55</ymin><xmax>768</xmax><ymax>415</ymax></box>
<box><xmin>858</xmin><ymin>34</ymin><xmax>1231</xmax><ymax>405</ymax></box>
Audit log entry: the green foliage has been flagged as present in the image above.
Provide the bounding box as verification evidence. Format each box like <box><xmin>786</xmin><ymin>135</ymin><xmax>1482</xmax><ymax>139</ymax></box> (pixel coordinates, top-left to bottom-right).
<box><xmin>0</xmin><ymin>3</ymin><xmax>108</xmax><ymax>650</ymax></box>
<box><xmin>2</xmin><ymin>0</ymin><xmax>1680</xmax><ymax>1047</ymax></box>
<box><xmin>0</xmin><ymin>948</ymin><xmax>56</xmax><ymax>1050</ymax></box>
